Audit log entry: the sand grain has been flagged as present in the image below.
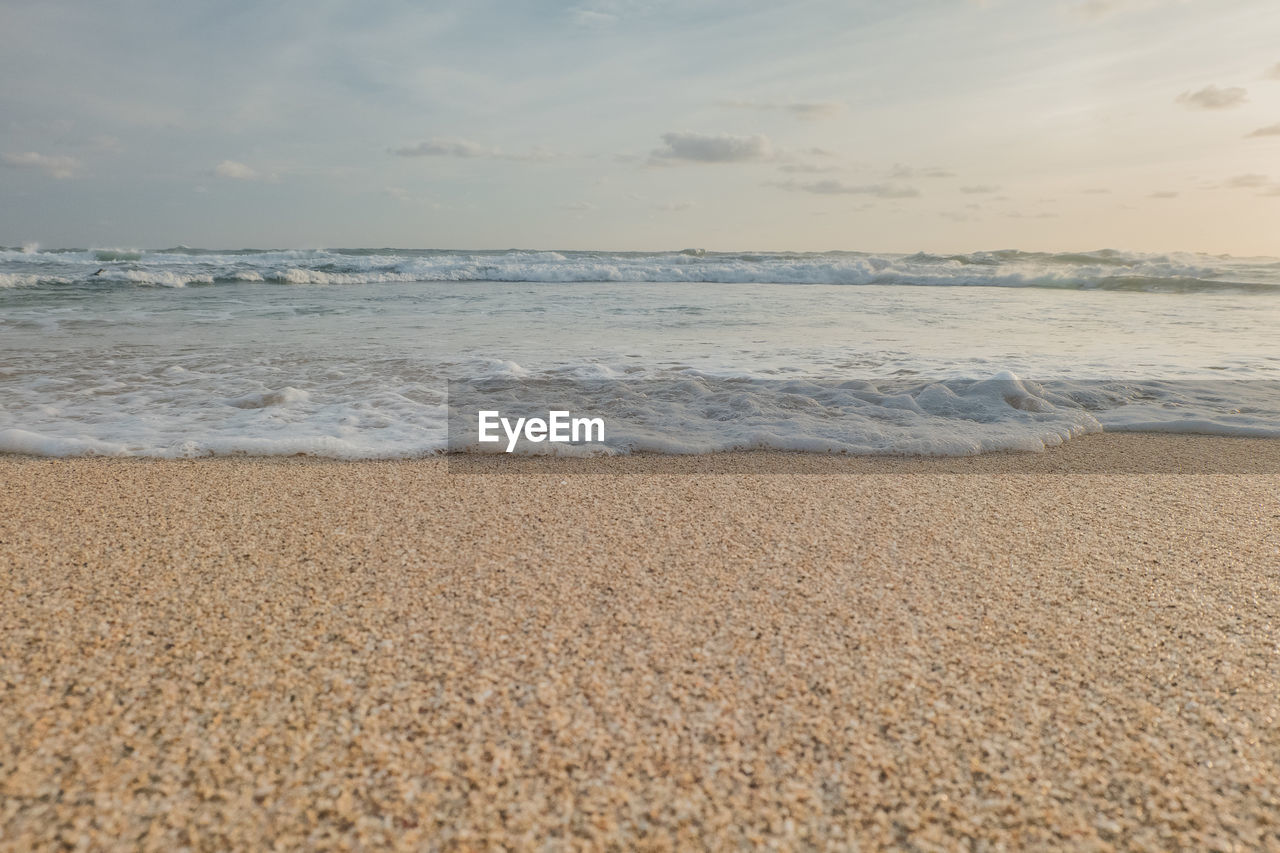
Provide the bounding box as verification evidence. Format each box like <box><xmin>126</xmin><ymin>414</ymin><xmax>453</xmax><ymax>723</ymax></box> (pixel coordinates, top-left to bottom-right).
<box><xmin>2</xmin><ymin>436</ymin><xmax>1279</xmax><ymax>849</ymax></box>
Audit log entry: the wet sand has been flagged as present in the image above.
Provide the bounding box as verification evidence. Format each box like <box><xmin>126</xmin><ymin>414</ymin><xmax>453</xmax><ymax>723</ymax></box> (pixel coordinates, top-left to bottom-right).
<box><xmin>2</xmin><ymin>434</ymin><xmax>1279</xmax><ymax>849</ymax></box>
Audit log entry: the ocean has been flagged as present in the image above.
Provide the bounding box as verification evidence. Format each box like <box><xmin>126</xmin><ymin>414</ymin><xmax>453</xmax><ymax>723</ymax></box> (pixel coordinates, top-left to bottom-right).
<box><xmin>3</xmin><ymin>246</ymin><xmax>1279</xmax><ymax>458</ymax></box>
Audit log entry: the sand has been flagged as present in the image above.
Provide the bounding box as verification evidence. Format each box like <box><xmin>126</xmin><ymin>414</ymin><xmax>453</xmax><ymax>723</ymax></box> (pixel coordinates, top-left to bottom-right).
<box><xmin>2</xmin><ymin>433</ymin><xmax>1279</xmax><ymax>850</ymax></box>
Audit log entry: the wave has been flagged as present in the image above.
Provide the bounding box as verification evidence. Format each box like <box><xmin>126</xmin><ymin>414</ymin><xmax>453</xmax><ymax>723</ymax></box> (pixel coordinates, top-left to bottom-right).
<box><xmin>2</xmin><ymin>247</ymin><xmax>1278</xmax><ymax>292</ymax></box>
<box><xmin>2</xmin><ymin>370</ymin><xmax>1278</xmax><ymax>459</ymax></box>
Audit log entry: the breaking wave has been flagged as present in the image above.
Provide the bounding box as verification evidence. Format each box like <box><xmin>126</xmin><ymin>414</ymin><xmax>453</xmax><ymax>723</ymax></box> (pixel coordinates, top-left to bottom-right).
<box><xmin>2</xmin><ymin>367</ymin><xmax>1279</xmax><ymax>459</ymax></box>
<box><xmin>2</xmin><ymin>246</ymin><xmax>1278</xmax><ymax>292</ymax></box>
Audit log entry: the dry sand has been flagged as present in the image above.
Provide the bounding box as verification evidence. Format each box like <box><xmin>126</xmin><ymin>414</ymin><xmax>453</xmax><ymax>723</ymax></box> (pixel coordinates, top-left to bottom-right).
<box><xmin>2</xmin><ymin>434</ymin><xmax>1279</xmax><ymax>850</ymax></box>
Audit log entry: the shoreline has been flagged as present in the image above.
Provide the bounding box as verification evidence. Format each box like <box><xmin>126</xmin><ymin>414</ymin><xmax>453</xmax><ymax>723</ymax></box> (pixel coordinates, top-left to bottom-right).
<box><xmin>4</xmin><ymin>432</ymin><xmax>1280</xmax><ymax>473</ymax></box>
<box><xmin>3</xmin><ymin>431</ymin><xmax>1280</xmax><ymax>847</ymax></box>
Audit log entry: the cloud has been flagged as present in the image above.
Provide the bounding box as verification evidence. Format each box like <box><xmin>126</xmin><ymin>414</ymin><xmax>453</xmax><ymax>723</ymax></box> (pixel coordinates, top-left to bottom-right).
<box><xmin>959</xmin><ymin>184</ymin><xmax>1001</xmax><ymax>194</ymax></box>
<box><xmin>786</xmin><ymin>102</ymin><xmax>845</xmax><ymax>120</ymax></box>
<box><xmin>213</xmin><ymin>160</ymin><xmax>260</xmax><ymax>180</ymax></box>
<box><xmin>1176</xmin><ymin>85</ymin><xmax>1248</xmax><ymax>110</ymax></box>
<box><xmin>1</xmin><ymin>151</ymin><xmax>80</xmax><ymax>179</ymax></box>
<box><xmin>391</xmin><ymin>138</ymin><xmax>562</xmax><ymax>162</ymax></box>
<box><xmin>1081</xmin><ymin>188</ymin><xmax>1111</xmax><ymax>194</ymax></box>
<box><xmin>650</xmin><ymin>132</ymin><xmax>774</xmax><ymax>164</ymax></box>
<box><xmin>890</xmin><ymin>164</ymin><xmax>954</xmax><ymax>179</ymax></box>
<box><xmin>1222</xmin><ymin>173</ymin><xmax>1269</xmax><ymax>189</ymax></box>
<box><xmin>568</xmin><ymin>0</ymin><xmax>648</xmax><ymax>28</ymax></box>
<box><xmin>1070</xmin><ymin>0</ymin><xmax>1127</xmax><ymax>18</ymax></box>
<box><xmin>1070</xmin><ymin>0</ymin><xmax>1193</xmax><ymax>20</ymax></box>
<box><xmin>392</xmin><ymin>138</ymin><xmax>495</xmax><ymax>158</ymax></box>
<box><xmin>1147</xmin><ymin>190</ymin><xmax>1179</xmax><ymax>198</ymax></box>
<box><xmin>721</xmin><ymin>100</ymin><xmax>845</xmax><ymax>120</ymax></box>
<box><xmin>773</xmin><ymin>179</ymin><xmax>919</xmax><ymax>198</ymax></box>
<box><xmin>777</xmin><ymin>163</ymin><xmax>840</xmax><ymax>174</ymax></box>
<box><xmin>1247</xmin><ymin>123</ymin><xmax>1280</xmax><ymax>138</ymax></box>
<box><xmin>1213</xmin><ymin>173</ymin><xmax>1280</xmax><ymax>195</ymax></box>
<box><xmin>569</xmin><ymin>8</ymin><xmax>617</xmax><ymax>27</ymax></box>
<box><xmin>1267</xmin><ymin>62</ymin><xmax>1280</xmax><ymax>80</ymax></box>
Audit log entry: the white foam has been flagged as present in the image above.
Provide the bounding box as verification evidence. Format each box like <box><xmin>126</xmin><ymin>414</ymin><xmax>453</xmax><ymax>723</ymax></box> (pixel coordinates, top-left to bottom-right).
<box><xmin>0</xmin><ymin>428</ymin><xmax>129</xmax><ymax>457</ymax></box>
<box><xmin>117</xmin><ymin>269</ymin><xmax>212</xmax><ymax>287</ymax></box>
<box><xmin>2</xmin><ymin>247</ymin><xmax>1278</xmax><ymax>290</ymax></box>
<box><xmin>0</xmin><ymin>273</ymin><xmax>54</xmax><ymax>287</ymax></box>
<box><xmin>4</xmin><ymin>247</ymin><xmax>1279</xmax><ymax>458</ymax></box>
<box><xmin>226</xmin><ymin>387</ymin><xmax>311</xmax><ymax>409</ymax></box>
<box><xmin>450</xmin><ymin>374</ymin><xmax>1104</xmax><ymax>457</ymax></box>
<box><xmin>4</xmin><ymin>360</ymin><xmax>1280</xmax><ymax>459</ymax></box>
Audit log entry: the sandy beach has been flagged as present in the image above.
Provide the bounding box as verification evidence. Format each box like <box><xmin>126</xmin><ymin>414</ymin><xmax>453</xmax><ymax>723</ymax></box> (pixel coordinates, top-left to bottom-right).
<box><xmin>3</xmin><ymin>433</ymin><xmax>1280</xmax><ymax>849</ymax></box>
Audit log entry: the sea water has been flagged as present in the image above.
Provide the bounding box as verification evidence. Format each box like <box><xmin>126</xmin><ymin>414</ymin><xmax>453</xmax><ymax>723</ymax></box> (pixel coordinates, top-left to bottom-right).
<box><xmin>2</xmin><ymin>246</ymin><xmax>1279</xmax><ymax>457</ymax></box>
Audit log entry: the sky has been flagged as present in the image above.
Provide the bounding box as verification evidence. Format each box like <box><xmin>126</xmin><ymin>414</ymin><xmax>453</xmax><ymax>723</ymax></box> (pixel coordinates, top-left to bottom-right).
<box><xmin>1</xmin><ymin>0</ymin><xmax>1278</xmax><ymax>254</ymax></box>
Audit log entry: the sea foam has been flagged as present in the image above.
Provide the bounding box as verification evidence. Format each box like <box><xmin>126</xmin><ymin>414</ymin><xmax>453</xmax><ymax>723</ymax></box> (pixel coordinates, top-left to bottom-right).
<box><xmin>3</xmin><ymin>247</ymin><xmax>1279</xmax><ymax>458</ymax></box>
<box><xmin>1</xmin><ymin>246</ymin><xmax>1278</xmax><ymax>291</ymax></box>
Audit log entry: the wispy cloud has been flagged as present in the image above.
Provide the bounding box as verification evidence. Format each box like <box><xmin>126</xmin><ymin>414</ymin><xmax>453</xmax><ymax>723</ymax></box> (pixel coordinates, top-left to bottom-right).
<box><xmin>890</xmin><ymin>164</ymin><xmax>954</xmax><ymax>179</ymax></box>
<box><xmin>1212</xmin><ymin>174</ymin><xmax>1280</xmax><ymax>196</ymax></box>
<box><xmin>960</xmin><ymin>184</ymin><xmax>1001</xmax><ymax>194</ymax></box>
<box><xmin>777</xmin><ymin>162</ymin><xmax>840</xmax><ymax>174</ymax></box>
<box><xmin>381</xmin><ymin>187</ymin><xmax>443</xmax><ymax>207</ymax></box>
<box><xmin>785</xmin><ymin>102</ymin><xmax>845</xmax><ymax>120</ymax></box>
<box><xmin>2</xmin><ymin>151</ymin><xmax>80</xmax><ymax>179</ymax></box>
<box><xmin>1211</xmin><ymin>173</ymin><xmax>1280</xmax><ymax>195</ymax></box>
<box><xmin>391</xmin><ymin>138</ymin><xmax>562</xmax><ymax>162</ymax></box>
<box><xmin>213</xmin><ymin>160</ymin><xmax>261</xmax><ymax>180</ymax></box>
<box><xmin>568</xmin><ymin>8</ymin><xmax>617</xmax><ymax>27</ymax></box>
<box><xmin>1247</xmin><ymin>123</ymin><xmax>1280</xmax><ymax>138</ymax></box>
<box><xmin>1176</xmin><ymin>85</ymin><xmax>1248</xmax><ymax>110</ymax></box>
<box><xmin>1267</xmin><ymin>62</ymin><xmax>1280</xmax><ymax>80</ymax></box>
<box><xmin>1222</xmin><ymin>173</ymin><xmax>1269</xmax><ymax>189</ymax></box>
<box><xmin>392</xmin><ymin>138</ymin><xmax>495</xmax><ymax>158</ymax></box>
<box><xmin>567</xmin><ymin>0</ymin><xmax>649</xmax><ymax>28</ymax></box>
<box><xmin>1070</xmin><ymin>0</ymin><xmax>1118</xmax><ymax>18</ymax></box>
<box><xmin>720</xmin><ymin>100</ymin><xmax>845</xmax><ymax>120</ymax></box>
<box><xmin>772</xmin><ymin>179</ymin><xmax>919</xmax><ymax>198</ymax></box>
<box><xmin>650</xmin><ymin>132</ymin><xmax>774</xmax><ymax>164</ymax></box>
<box><xmin>1069</xmin><ymin>0</ymin><xmax>1140</xmax><ymax>19</ymax></box>
<box><xmin>1148</xmin><ymin>190</ymin><xmax>1179</xmax><ymax>198</ymax></box>
<box><xmin>1069</xmin><ymin>0</ymin><xmax>1194</xmax><ymax>20</ymax></box>
<box><xmin>1219</xmin><ymin>174</ymin><xmax>1280</xmax><ymax>195</ymax></box>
